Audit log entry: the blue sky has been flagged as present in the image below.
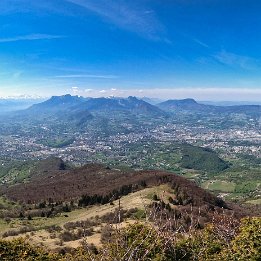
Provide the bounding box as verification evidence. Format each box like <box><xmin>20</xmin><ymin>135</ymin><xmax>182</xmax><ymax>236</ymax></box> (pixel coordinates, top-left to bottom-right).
<box><xmin>0</xmin><ymin>0</ymin><xmax>261</xmax><ymax>101</ymax></box>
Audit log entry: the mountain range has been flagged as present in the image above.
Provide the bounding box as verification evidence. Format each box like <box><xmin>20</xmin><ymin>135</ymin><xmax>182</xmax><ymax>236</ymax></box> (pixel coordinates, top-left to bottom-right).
<box><xmin>27</xmin><ymin>95</ymin><xmax>165</xmax><ymax>116</ymax></box>
<box><xmin>29</xmin><ymin>95</ymin><xmax>260</xmax><ymax>114</ymax></box>
<box><xmin>2</xmin><ymin>95</ymin><xmax>260</xmax><ymax>129</ymax></box>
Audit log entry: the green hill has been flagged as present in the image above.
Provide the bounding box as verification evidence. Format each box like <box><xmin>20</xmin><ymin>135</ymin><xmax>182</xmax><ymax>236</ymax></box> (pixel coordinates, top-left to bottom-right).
<box><xmin>180</xmin><ymin>145</ymin><xmax>230</xmax><ymax>173</ymax></box>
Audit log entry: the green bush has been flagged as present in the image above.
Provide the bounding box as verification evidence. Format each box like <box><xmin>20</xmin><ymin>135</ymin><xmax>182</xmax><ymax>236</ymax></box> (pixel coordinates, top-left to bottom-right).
<box><xmin>0</xmin><ymin>238</ymin><xmax>60</xmax><ymax>260</ymax></box>
<box><xmin>0</xmin><ymin>217</ymin><xmax>260</xmax><ymax>260</ymax></box>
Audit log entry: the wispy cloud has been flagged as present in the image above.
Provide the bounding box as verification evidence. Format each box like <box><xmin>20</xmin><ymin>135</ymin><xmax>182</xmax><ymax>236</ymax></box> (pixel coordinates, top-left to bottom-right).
<box><xmin>193</xmin><ymin>38</ymin><xmax>209</xmax><ymax>48</ymax></box>
<box><xmin>213</xmin><ymin>50</ymin><xmax>260</xmax><ymax>70</ymax></box>
<box><xmin>0</xmin><ymin>1</ymin><xmax>166</xmax><ymax>40</ymax></box>
<box><xmin>55</xmin><ymin>74</ymin><xmax>119</xmax><ymax>79</ymax></box>
<box><xmin>65</xmin><ymin>0</ymin><xmax>164</xmax><ymax>40</ymax></box>
<box><xmin>0</xmin><ymin>1</ymin><xmax>72</xmax><ymax>16</ymax></box>
<box><xmin>0</xmin><ymin>34</ymin><xmax>64</xmax><ymax>43</ymax></box>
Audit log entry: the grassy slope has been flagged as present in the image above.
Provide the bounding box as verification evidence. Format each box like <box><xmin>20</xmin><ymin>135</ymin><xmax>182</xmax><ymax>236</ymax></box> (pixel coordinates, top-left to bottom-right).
<box><xmin>0</xmin><ymin>185</ymin><xmax>169</xmax><ymax>250</ymax></box>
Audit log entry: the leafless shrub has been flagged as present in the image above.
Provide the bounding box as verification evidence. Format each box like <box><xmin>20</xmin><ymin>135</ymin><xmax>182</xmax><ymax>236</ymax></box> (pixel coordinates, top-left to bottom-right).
<box><xmin>2</xmin><ymin>225</ymin><xmax>36</xmax><ymax>237</ymax></box>
<box><xmin>64</xmin><ymin>219</ymin><xmax>99</xmax><ymax>230</ymax></box>
<box><xmin>46</xmin><ymin>225</ymin><xmax>62</xmax><ymax>233</ymax></box>
<box><xmin>59</xmin><ymin>228</ymin><xmax>94</xmax><ymax>242</ymax></box>
<box><xmin>100</xmin><ymin>225</ymin><xmax>115</xmax><ymax>244</ymax></box>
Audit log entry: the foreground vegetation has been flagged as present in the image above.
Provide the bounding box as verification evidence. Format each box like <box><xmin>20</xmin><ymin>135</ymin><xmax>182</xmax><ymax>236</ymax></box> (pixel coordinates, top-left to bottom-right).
<box><xmin>0</xmin><ymin>216</ymin><xmax>260</xmax><ymax>260</ymax></box>
<box><xmin>0</xmin><ymin>159</ymin><xmax>259</xmax><ymax>260</ymax></box>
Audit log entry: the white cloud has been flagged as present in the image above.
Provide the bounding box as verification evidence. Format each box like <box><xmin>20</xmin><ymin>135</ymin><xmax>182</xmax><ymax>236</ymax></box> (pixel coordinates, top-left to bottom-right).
<box><xmin>0</xmin><ymin>34</ymin><xmax>64</xmax><ymax>43</ymax></box>
<box><xmin>213</xmin><ymin>51</ymin><xmax>260</xmax><ymax>70</ymax></box>
<box><xmin>131</xmin><ymin>88</ymin><xmax>261</xmax><ymax>101</ymax></box>
<box><xmin>65</xmin><ymin>0</ymin><xmax>164</xmax><ymax>40</ymax></box>
<box><xmin>71</xmin><ymin>86</ymin><xmax>79</xmax><ymax>94</ymax></box>
<box><xmin>193</xmin><ymin>38</ymin><xmax>209</xmax><ymax>48</ymax></box>
<box><xmin>74</xmin><ymin>87</ymin><xmax>261</xmax><ymax>102</ymax></box>
<box><xmin>55</xmin><ymin>74</ymin><xmax>118</xmax><ymax>79</ymax></box>
<box><xmin>4</xmin><ymin>84</ymin><xmax>260</xmax><ymax>102</ymax></box>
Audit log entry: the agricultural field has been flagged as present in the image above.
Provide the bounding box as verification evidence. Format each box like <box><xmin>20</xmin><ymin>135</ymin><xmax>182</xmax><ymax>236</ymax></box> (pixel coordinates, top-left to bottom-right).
<box><xmin>202</xmin><ymin>180</ymin><xmax>236</xmax><ymax>193</ymax></box>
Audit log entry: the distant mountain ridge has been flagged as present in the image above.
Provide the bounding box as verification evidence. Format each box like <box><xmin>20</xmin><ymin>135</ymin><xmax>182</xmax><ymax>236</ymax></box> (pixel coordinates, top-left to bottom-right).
<box><xmin>0</xmin><ymin>98</ymin><xmax>45</xmax><ymax>113</ymax></box>
<box><xmin>157</xmin><ymin>98</ymin><xmax>261</xmax><ymax>115</ymax></box>
<box><xmin>26</xmin><ymin>94</ymin><xmax>166</xmax><ymax>117</ymax></box>
<box><xmin>157</xmin><ymin>98</ymin><xmax>205</xmax><ymax>110</ymax></box>
<box><xmin>9</xmin><ymin>95</ymin><xmax>261</xmax><ymax>124</ymax></box>
<box><xmin>28</xmin><ymin>94</ymin><xmax>87</xmax><ymax>113</ymax></box>
<box><xmin>141</xmin><ymin>97</ymin><xmax>165</xmax><ymax>105</ymax></box>
<box><xmin>79</xmin><ymin>96</ymin><xmax>165</xmax><ymax>115</ymax></box>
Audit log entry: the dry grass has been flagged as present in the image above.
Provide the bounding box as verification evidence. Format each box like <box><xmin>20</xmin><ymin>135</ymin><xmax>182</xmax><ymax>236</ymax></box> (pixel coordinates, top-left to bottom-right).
<box><xmin>0</xmin><ymin>185</ymin><xmax>168</xmax><ymax>250</ymax></box>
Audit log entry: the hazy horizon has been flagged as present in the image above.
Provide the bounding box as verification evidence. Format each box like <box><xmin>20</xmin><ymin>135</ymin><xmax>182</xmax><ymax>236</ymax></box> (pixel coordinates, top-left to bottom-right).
<box><xmin>1</xmin><ymin>87</ymin><xmax>261</xmax><ymax>102</ymax></box>
<box><xmin>1</xmin><ymin>93</ymin><xmax>261</xmax><ymax>107</ymax></box>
